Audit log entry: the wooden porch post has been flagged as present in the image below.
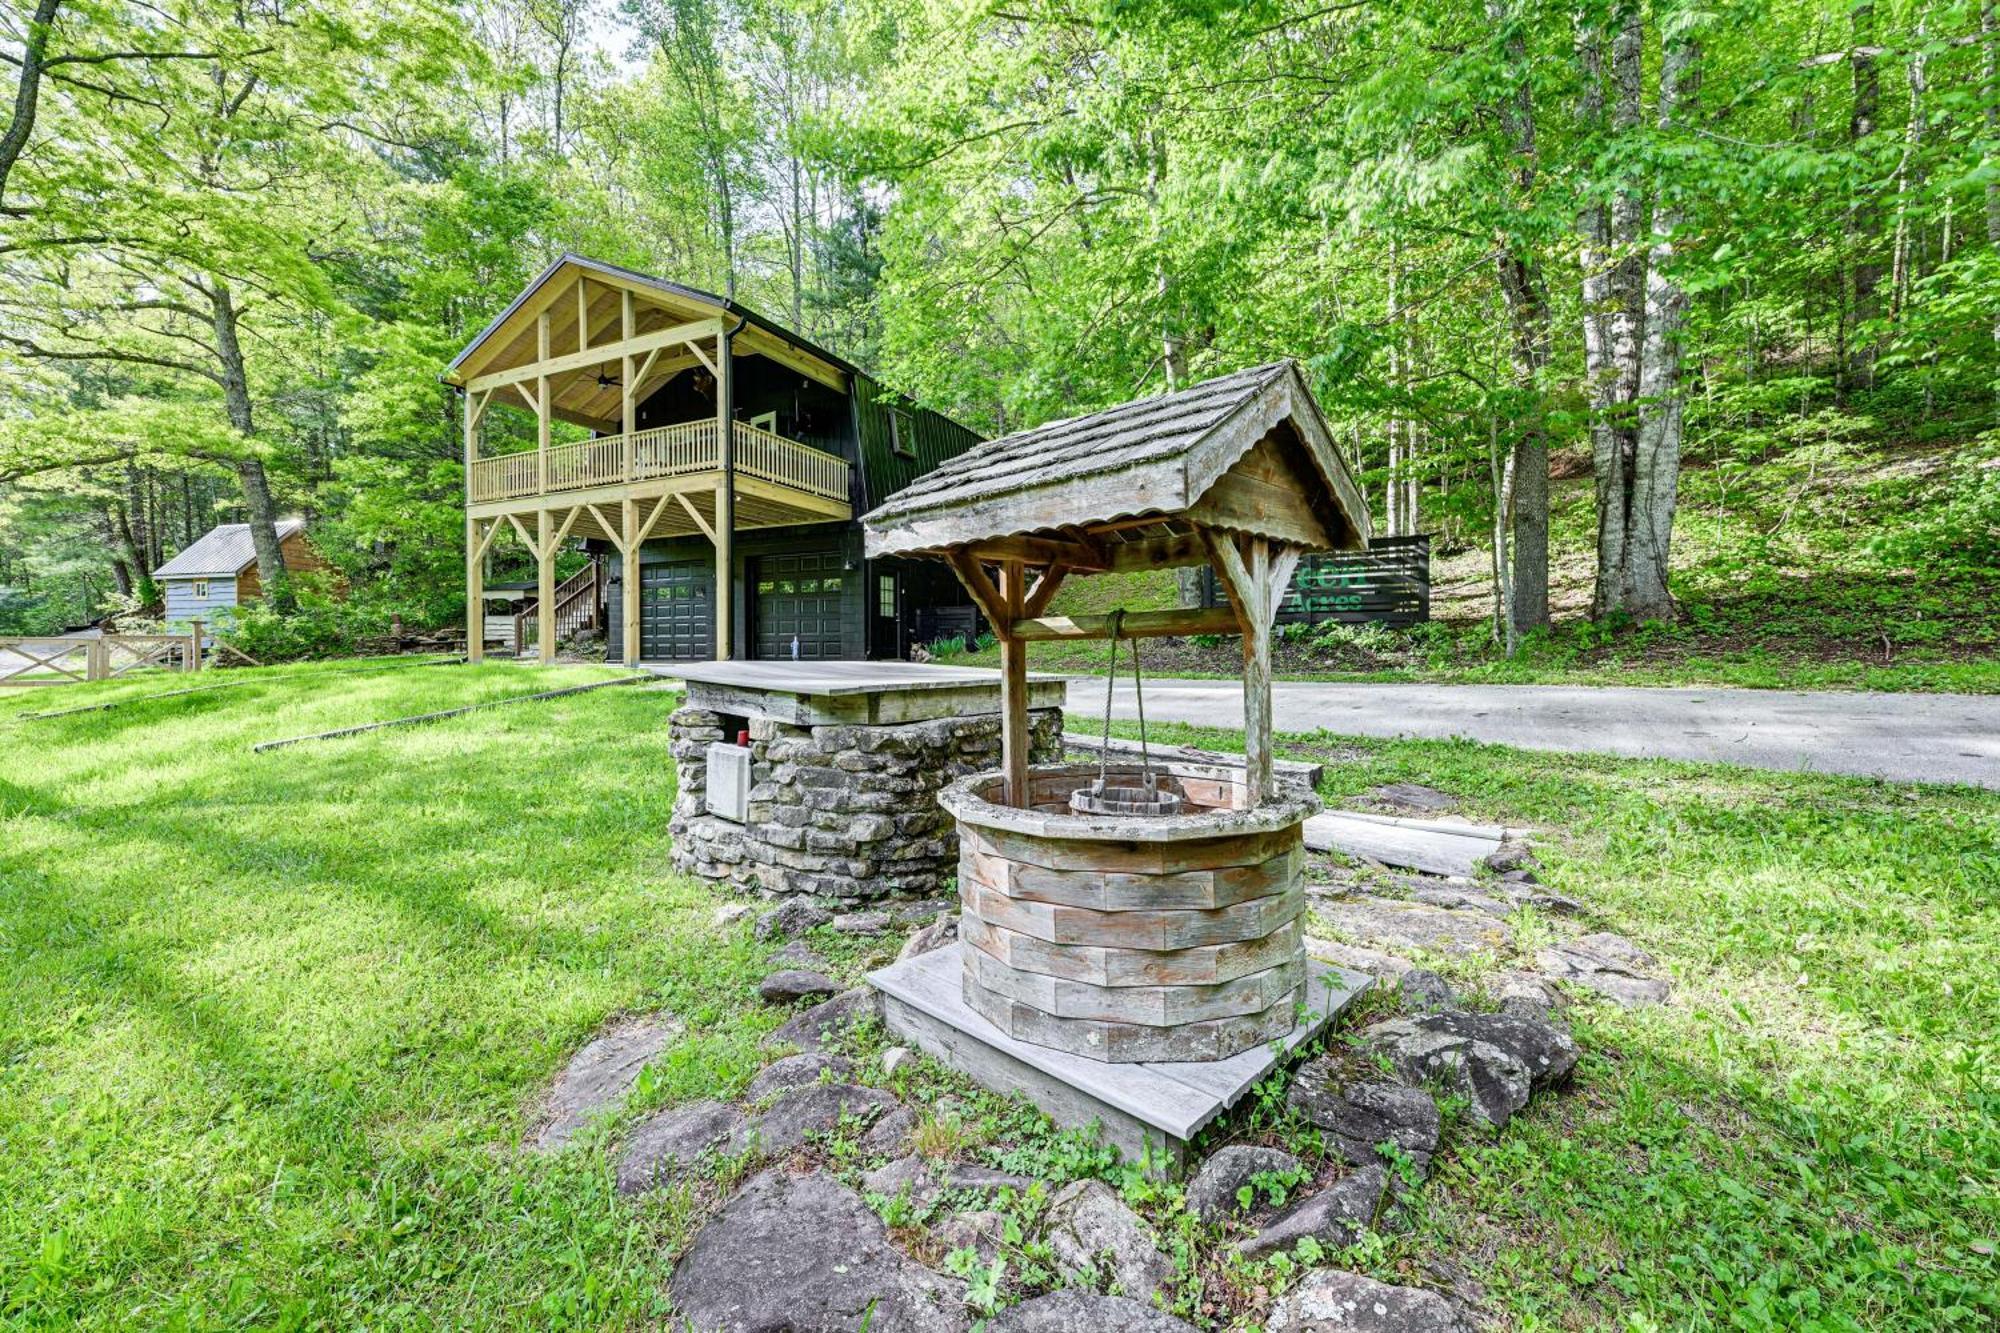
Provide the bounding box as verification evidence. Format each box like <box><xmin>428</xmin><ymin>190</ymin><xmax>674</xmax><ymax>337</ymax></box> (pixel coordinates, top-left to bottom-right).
<box><xmin>537</xmin><ymin>508</ymin><xmax>556</xmax><ymax>665</ymax></box>
<box><xmin>998</xmin><ymin>560</ymin><xmax>1031</xmax><ymax>808</ymax></box>
<box><xmin>620</xmin><ymin>292</ymin><xmax>642</xmax><ymax>667</ymax></box>
<box><xmin>535</xmin><ymin>310</ymin><xmax>551</xmax><ymax>495</ymax></box>
<box><xmin>714</xmin><ymin>329</ymin><xmax>735</xmax><ymax>660</ymax></box>
<box><xmin>464</xmin><ymin>389</ymin><xmax>484</xmax><ymax>663</ymax></box>
<box><xmin>1203</xmin><ymin>531</ymin><xmax>1294</xmax><ymax>808</ymax></box>
<box><xmin>621</xmin><ymin>499</ymin><xmax>641</xmax><ymax>667</ymax></box>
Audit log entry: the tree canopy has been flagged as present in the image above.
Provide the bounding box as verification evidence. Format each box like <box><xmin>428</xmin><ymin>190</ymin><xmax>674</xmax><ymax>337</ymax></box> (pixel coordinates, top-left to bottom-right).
<box><xmin>1</xmin><ymin>0</ymin><xmax>1994</xmax><ymax>647</ymax></box>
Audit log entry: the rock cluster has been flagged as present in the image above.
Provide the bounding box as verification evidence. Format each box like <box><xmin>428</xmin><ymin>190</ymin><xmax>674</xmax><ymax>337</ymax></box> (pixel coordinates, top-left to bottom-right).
<box><xmin>669</xmin><ymin>705</ymin><xmax>1062</xmax><ymax>902</ymax></box>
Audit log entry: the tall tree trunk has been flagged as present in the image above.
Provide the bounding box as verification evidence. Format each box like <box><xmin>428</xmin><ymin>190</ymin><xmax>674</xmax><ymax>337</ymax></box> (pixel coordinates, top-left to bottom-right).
<box><xmin>1843</xmin><ymin>1</ymin><xmax>1882</xmax><ymax>394</ymax></box>
<box><xmin>1891</xmin><ymin>12</ymin><xmax>1930</xmax><ymax>316</ymax></box>
<box><xmin>1985</xmin><ymin>4</ymin><xmax>2000</xmax><ymax>402</ymax></box>
<box><xmin>1591</xmin><ymin>0</ymin><xmax>1647</xmax><ymax>616</ymax></box>
<box><xmin>1488</xmin><ymin>0</ymin><xmax>1551</xmax><ymax>637</ymax></box>
<box><xmin>208</xmin><ymin>275</ymin><xmax>292</xmax><ymax>613</ymax></box>
<box><xmin>1386</xmin><ymin>241</ymin><xmax>1403</xmax><ymax>535</ymax></box>
<box><xmin>0</xmin><ymin>0</ymin><xmax>62</xmax><ymax>207</ymax></box>
<box><xmin>1626</xmin><ymin>17</ymin><xmax>1701</xmax><ymax>621</ymax></box>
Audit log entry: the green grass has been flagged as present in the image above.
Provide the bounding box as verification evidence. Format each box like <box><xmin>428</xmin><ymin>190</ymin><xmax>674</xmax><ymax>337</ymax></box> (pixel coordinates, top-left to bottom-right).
<box><xmin>4</xmin><ymin>665</ymin><xmax>1995</xmax><ymax>1328</ymax></box>
<box><xmin>0</xmin><ymin>660</ymin><xmax>784</xmax><ymax>1329</ymax></box>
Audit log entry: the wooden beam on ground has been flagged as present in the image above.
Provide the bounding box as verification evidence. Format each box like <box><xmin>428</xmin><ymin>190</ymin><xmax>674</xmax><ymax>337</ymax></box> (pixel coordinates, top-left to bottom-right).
<box><xmin>1008</xmin><ymin>606</ymin><xmax>1243</xmax><ymax>642</ymax></box>
<box><xmin>250</xmin><ymin>675</ymin><xmax>654</xmax><ymax>752</ymax></box>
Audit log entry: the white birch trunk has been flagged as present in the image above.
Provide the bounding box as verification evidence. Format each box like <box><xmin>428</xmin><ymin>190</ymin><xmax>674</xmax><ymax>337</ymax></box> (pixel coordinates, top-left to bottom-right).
<box><xmin>1627</xmin><ymin>21</ymin><xmax>1700</xmax><ymax>621</ymax></box>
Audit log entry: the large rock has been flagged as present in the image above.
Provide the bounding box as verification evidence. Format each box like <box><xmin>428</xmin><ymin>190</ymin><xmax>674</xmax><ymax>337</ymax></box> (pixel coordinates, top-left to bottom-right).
<box><xmin>1043</xmin><ymin>1179</ymin><xmax>1176</xmax><ymax>1304</ymax></box>
<box><xmin>668</xmin><ymin>1168</ymin><xmax>967</xmax><ymax>1333</ymax></box>
<box><xmin>1234</xmin><ymin>1165</ymin><xmax>1387</xmax><ymax>1260</ymax></box>
<box><xmin>1311</xmin><ymin>895</ymin><xmax>1513</xmax><ymax>957</ymax></box>
<box><xmin>1402</xmin><ymin>1010</ymin><xmax>1578</xmax><ymax>1087</ymax></box>
<box><xmin>833</xmin><ymin>909</ymin><xmax>892</xmax><ymax>936</ymax></box>
<box><xmin>1358</xmin><ymin>1020</ymin><xmax>1531</xmax><ymax>1129</ymax></box>
<box><xmin>862</xmin><ymin>1154</ymin><xmax>1035</xmax><ymax>1211</ymax></box>
<box><xmin>1184</xmin><ymin>1145</ymin><xmax>1306</xmax><ymax>1225</ymax></box>
<box><xmin>530</xmin><ymin>1012</ymin><xmax>681</xmax><ymax>1150</ymax></box>
<box><xmin>736</xmin><ymin>1081</ymin><xmax>900</xmax><ymax>1155</ymax></box>
<box><xmin>745</xmin><ymin>1052</ymin><xmax>853</xmax><ymax>1102</ymax></box>
<box><xmin>1538</xmin><ymin>932</ymin><xmax>1669</xmax><ymax>1007</ymax></box>
<box><xmin>616</xmin><ymin>1099</ymin><xmax>746</xmax><ymax>1194</ymax></box>
<box><xmin>1479</xmin><ymin>839</ymin><xmax>1537</xmax><ymax>874</ymax></box>
<box><xmin>756</xmin><ymin>898</ymin><xmax>832</xmax><ymax>940</ymax></box>
<box><xmin>759</xmin><ymin>969</ymin><xmax>839</xmax><ymax>1004</ymax></box>
<box><xmin>1264</xmin><ymin>1264</ymin><xmax>1472</xmax><ymax>1320</ymax></box>
<box><xmin>935</xmin><ymin>1208</ymin><xmax>1007</xmax><ymax>1267</ymax></box>
<box><xmin>1396</xmin><ymin>970</ymin><xmax>1459</xmax><ymax>1014</ymax></box>
<box><xmin>988</xmin><ymin>1290</ymin><xmax>1197</xmax><ymax>1332</ymax></box>
<box><xmin>1288</xmin><ymin>1067</ymin><xmax>1441</xmax><ymax>1178</ymax></box>
<box><xmin>1306</xmin><ymin>936</ymin><xmax>1414</xmax><ymax>980</ymax></box>
<box><xmin>862</xmin><ymin>1105</ymin><xmax>919</xmax><ymax>1155</ymax></box>
<box><xmin>898</xmin><ymin>913</ymin><xmax>958</xmax><ymax>961</ymax></box>
<box><xmin>1265</xmin><ymin>1270</ymin><xmax>1471</xmax><ymax>1333</ymax></box>
<box><xmin>763</xmin><ymin>987</ymin><xmax>880</xmax><ymax>1052</ymax></box>
<box><xmin>767</xmin><ymin>939</ymin><xmax>830</xmax><ymax>971</ymax></box>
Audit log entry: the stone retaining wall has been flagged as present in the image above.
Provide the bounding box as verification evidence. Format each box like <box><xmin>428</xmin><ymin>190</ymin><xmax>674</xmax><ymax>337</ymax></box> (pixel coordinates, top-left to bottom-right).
<box><xmin>670</xmin><ymin>705</ymin><xmax>1063</xmax><ymax>904</ymax></box>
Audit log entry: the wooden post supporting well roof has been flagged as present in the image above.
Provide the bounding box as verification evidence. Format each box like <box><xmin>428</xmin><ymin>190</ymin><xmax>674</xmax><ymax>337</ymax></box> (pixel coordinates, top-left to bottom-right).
<box><xmin>862</xmin><ymin>360</ymin><xmax>1369</xmax><ymax>808</ymax></box>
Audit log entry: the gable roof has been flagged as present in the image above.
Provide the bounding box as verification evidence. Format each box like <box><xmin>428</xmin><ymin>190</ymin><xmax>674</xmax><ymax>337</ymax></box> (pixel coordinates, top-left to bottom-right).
<box><xmin>153</xmin><ymin>520</ymin><xmax>306</xmax><ymax>580</ymax></box>
<box><xmin>441</xmin><ymin>254</ymin><xmax>856</xmax><ymax>402</ymax></box>
<box><xmin>862</xmin><ymin>360</ymin><xmax>1368</xmax><ymax>559</ymax></box>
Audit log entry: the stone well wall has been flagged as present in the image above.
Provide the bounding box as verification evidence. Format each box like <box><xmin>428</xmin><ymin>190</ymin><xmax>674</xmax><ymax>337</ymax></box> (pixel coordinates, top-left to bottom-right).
<box><xmin>670</xmin><ymin>706</ymin><xmax>1063</xmax><ymax>904</ymax></box>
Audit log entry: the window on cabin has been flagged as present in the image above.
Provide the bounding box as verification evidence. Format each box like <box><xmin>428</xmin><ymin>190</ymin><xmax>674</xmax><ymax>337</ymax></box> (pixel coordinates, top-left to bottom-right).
<box><xmin>889</xmin><ymin>407</ymin><xmax>915</xmax><ymax>458</ymax></box>
<box><xmin>878</xmin><ymin>573</ymin><xmax>896</xmax><ymax>619</ymax></box>
<box><xmin>191</xmin><ymin>580</ymin><xmax>209</xmax><ymax>599</ymax></box>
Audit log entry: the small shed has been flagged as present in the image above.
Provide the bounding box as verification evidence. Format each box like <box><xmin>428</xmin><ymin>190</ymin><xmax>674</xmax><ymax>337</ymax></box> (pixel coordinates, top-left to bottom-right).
<box><xmin>153</xmin><ymin>520</ymin><xmax>329</xmax><ymax>625</ymax></box>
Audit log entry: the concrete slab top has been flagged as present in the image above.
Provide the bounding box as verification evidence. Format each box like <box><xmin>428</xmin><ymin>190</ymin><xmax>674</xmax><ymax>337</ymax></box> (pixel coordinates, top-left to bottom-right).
<box><xmin>655</xmin><ymin>660</ymin><xmax>1070</xmax><ymax>697</ymax></box>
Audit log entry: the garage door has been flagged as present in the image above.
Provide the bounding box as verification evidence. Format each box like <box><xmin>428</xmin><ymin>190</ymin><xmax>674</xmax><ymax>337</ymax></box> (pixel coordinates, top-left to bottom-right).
<box><xmin>640</xmin><ymin>560</ymin><xmax>715</xmax><ymax>661</ymax></box>
<box><xmin>754</xmin><ymin>551</ymin><xmax>850</xmax><ymax>660</ymax></box>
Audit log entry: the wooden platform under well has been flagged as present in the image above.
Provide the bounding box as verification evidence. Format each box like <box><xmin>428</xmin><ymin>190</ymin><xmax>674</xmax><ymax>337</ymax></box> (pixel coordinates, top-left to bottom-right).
<box><xmin>868</xmin><ymin>947</ymin><xmax>1370</xmax><ymax>1174</ymax></box>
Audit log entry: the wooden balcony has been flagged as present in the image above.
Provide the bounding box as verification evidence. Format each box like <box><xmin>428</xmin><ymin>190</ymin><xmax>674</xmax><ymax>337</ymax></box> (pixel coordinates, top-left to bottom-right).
<box><xmin>469</xmin><ymin>419</ymin><xmax>851</xmax><ymax>511</ymax></box>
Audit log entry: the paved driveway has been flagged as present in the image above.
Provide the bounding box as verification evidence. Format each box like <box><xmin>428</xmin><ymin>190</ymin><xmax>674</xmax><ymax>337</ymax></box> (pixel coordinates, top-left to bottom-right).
<box><xmin>1080</xmin><ymin>678</ymin><xmax>2000</xmax><ymax>790</ymax></box>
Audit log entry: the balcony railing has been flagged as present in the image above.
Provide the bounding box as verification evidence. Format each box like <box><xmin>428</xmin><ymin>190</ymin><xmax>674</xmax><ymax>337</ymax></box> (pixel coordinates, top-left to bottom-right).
<box><xmin>469</xmin><ymin>420</ymin><xmax>852</xmax><ymax>506</ymax></box>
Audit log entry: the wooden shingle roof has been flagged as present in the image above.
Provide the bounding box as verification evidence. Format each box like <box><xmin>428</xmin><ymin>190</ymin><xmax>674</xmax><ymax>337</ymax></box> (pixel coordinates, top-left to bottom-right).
<box><xmin>862</xmin><ymin>361</ymin><xmax>1367</xmax><ymax>560</ymax></box>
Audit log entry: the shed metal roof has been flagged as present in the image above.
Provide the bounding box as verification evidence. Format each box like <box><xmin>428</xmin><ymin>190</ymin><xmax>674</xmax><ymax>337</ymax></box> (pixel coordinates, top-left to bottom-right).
<box><xmin>152</xmin><ymin>520</ymin><xmax>306</xmax><ymax>579</ymax></box>
<box><xmin>862</xmin><ymin>360</ymin><xmax>1368</xmax><ymax>559</ymax></box>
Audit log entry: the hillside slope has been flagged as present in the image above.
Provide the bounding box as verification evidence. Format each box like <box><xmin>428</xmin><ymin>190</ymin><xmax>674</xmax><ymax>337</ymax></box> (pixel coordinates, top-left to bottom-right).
<box><xmin>937</xmin><ymin>434</ymin><xmax>2000</xmax><ymax>691</ymax></box>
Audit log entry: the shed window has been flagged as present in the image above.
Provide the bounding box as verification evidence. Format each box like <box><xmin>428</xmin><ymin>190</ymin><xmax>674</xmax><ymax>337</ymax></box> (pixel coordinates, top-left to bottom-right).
<box><xmin>191</xmin><ymin>579</ymin><xmax>209</xmax><ymax>599</ymax></box>
<box><xmin>889</xmin><ymin>407</ymin><xmax>915</xmax><ymax>459</ymax></box>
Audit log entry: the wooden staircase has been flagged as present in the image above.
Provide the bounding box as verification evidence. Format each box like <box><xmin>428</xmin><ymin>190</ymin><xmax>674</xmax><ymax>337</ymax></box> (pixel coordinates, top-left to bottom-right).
<box><xmin>515</xmin><ymin>561</ymin><xmax>602</xmax><ymax>656</ymax></box>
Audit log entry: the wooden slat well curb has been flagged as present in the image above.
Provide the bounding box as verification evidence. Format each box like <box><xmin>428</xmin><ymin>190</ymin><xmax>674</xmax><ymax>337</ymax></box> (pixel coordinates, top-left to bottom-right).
<box><xmin>250</xmin><ymin>674</ymin><xmax>654</xmax><ymax>752</ymax></box>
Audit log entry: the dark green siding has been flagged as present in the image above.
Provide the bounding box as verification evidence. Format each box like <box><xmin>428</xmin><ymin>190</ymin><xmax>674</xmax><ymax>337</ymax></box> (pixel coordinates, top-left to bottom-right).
<box><xmin>851</xmin><ymin>372</ymin><xmax>984</xmax><ymax>510</ymax></box>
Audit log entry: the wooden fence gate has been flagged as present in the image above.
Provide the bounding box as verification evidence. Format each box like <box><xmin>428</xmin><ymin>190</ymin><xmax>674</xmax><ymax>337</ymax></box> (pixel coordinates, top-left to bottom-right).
<box><xmin>0</xmin><ymin>621</ymin><xmax>259</xmax><ymax>686</ymax></box>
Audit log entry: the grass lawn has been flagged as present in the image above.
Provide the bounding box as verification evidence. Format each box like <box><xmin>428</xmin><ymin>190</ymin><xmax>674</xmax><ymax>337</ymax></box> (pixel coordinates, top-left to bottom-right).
<box><xmin>3</xmin><ymin>663</ymin><xmax>1995</xmax><ymax>1328</ymax></box>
